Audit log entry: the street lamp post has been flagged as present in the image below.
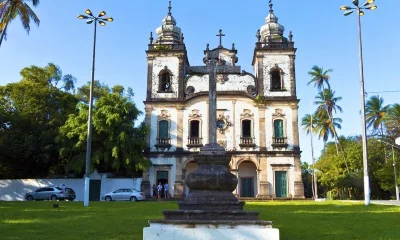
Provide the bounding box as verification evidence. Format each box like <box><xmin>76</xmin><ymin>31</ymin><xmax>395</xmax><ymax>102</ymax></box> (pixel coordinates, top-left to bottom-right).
<box><xmin>379</xmin><ymin>140</ymin><xmax>400</xmax><ymax>201</ymax></box>
<box><xmin>340</xmin><ymin>0</ymin><xmax>377</xmax><ymax>206</ymax></box>
<box><xmin>78</xmin><ymin>10</ymin><xmax>113</xmax><ymax>207</ymax></box>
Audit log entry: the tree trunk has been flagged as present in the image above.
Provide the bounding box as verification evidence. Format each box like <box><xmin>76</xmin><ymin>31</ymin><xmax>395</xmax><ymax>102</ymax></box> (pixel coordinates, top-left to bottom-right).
<box><xmin>321</xmin><ymin>85</ymin><xmax>349</xmax><ymax>173</ymax></box>
<box><xmin>311</xmin><ymin>115</ymin><xmax>318</xmax><ymax>199</ymax></box>
<box><xmin>0</xmin><ymin>21</ymin><xmax>9</xmax><ymax>47</ymax></box>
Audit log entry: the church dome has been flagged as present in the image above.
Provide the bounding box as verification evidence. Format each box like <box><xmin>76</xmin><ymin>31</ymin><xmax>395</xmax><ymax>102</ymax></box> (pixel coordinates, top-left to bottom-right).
<box><xmin>155</xmin><ymin>1</ymin><xmax>183</xmax><ymax>44</ymax></box>
<box><xmin>260</xmin><ymin>2</ymin><xmax>285</xmax><ymax>41</ymax></box>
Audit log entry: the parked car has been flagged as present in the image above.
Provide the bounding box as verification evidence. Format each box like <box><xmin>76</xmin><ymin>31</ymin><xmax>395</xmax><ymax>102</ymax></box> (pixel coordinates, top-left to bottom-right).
<box><xmin>25</xmin><ymin>187</ymin><xmax>76</xmax><ymax>201</ymax></box>
<box><xmin>101</xmin><ymin>188</ymin><xmax>145</xmax><ymax>202</ymax></box>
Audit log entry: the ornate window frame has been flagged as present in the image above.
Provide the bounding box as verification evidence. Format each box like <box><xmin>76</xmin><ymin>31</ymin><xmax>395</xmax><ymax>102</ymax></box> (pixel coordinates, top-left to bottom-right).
<box><xmin>272</xmin><ymin>109</ymin><xmax>288</xmax><ymax>148</ymax></box>
<box><xmin>187</xmin><ymin>109</ymin><xmax>203</xmax><ymax>148</ymax></box>
<box><xmin>155</xmin><ymin>110</ymin><xmax>172</xmax><ymax>150</ymax></box>
<box><xmin>158</xmin><ymin>66</ymin><xmax>173</xmax><ymax>93</ymax></box>
<box><xmin>239</xmin><ymin>109</ymin><xmax>256</xmax><ymax>149</ymax></box>
<box><xmin>269</xmin><ymin>64</ymin><xmax>285</xmax><ymax>91</ymax></box>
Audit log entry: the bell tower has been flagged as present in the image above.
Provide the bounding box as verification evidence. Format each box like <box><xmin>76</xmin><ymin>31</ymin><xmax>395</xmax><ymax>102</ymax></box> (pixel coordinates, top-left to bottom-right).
<box><xmin>252</xmin><ymin>1</ymin><xmax>297</xmax><ymax>98</ymax></box>
<box><xmin>145</xmin><ymin>1</ymin><xmax>189</xmax><ymax>102</ymax></box>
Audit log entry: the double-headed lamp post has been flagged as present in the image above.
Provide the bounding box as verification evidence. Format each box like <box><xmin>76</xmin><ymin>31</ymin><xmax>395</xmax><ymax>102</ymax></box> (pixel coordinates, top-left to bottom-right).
<box><xmin>340</xmin><ymin>0</ymin><xmax>377</xmax><ymax>206</ymax></box>
<box><xmin>379</xmin><ymin>140</ymin><xmax>399</xmax><ymax>201</ymax></box>
<box><xmin>78</xmin><ymin>10</ymin><xmax>113</xmax><ymax>207</ymax></box>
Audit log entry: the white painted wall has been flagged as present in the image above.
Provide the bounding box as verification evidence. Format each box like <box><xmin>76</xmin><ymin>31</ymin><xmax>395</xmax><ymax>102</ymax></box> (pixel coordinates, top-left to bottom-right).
<box><xmin>186</xmin><ymin>74</ymin><xmax>255</xmax><ymax>93</ymax></box>
<box><xmin>262</xmin><ymin>54</ymin><xmax>291</xmax><ymax>97</ymax></box>
<box><xmin>149</xmin><ymin>107</ymin><xmax>178</xmax><ymax>152</ymax></box>
<box><xmin>0</xmin><ymin>178</ymin><xmax>142</xmax><ymax>201</ymax></box>
<box><xmin>151</xmin><ymin>57</ymin><xmax>180</xmax><ymax>98</ymax></box>
<box><xmin>265</xmin><ymin>106</ymin><xmax>294</xmax><ymax>150</ymax></box>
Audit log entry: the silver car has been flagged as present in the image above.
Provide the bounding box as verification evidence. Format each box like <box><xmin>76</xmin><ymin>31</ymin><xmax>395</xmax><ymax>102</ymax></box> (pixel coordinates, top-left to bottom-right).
<box><xmin>25</xmin><ymin>187</ymin><xmax>75</xmax><ymax>201</ymax></box>
<box><xmin>101</xmin><ymin>188</ymin><xmax>145</xmax><ymax>202</ymax></box>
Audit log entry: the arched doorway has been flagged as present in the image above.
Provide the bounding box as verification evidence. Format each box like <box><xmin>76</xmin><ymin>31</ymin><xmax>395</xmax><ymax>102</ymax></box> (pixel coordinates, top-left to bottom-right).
<box><xmin>238</xmin><ymin>161</ymin><xmax>258</xmax><ymax>197</ymax></box>
<box><xmin>184</xmin><ymin>161</ymin><xmax>198</xmax><ymax>196</ymax></box>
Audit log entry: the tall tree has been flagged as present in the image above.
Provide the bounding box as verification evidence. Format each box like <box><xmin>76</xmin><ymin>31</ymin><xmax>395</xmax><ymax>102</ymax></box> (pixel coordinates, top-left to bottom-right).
<box><xmin>0</xmin><ymin>0</ymin><xmax>40</xmax><ymax>47</ymax></box>
<box><xmin>314</xmin><ymin>89</ymin><xmax>343</xmax><ymax>116</ymax></box>
<box><xmin>58</xmin><ymin>85</ymin><xmax>150</xmax><ymax>176</ymax></box>
<box><xmin>307</xmin><ymin>65</ymin><xmax>342</xmax><ymax>154</ymax></box>
<box><xmin>365</xmin><ymin>95</ymin><xmax>390</xmax><ymax>137</ymax></box>
<box><xmin>301</xmin><ymin>113</ymin><xmax>318</xmax><ymax>199</ymax></box>
<box><xmin>386</xmin><ymin>104</ymin><xmax>400</xmax><ymax>140</ymax></box>
<box><xmin>0</xmin><ymin>63</ymin><xmax>78</xmax><ymax>178</ymax></box>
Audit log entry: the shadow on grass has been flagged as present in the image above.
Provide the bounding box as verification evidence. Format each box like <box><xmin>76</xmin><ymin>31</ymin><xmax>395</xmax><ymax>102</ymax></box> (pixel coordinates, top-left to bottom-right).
<box><xmin>0</xmin><ymin>201</ymin><xmax>399</xmax><ymax>240</ymax></box>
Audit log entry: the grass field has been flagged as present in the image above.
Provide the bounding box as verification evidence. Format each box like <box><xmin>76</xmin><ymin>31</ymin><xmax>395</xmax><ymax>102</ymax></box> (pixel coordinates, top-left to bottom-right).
<box><xmin>0</xmin><ymin>200</ymin><xmax>399</xmax><ymax>240</ymax></box>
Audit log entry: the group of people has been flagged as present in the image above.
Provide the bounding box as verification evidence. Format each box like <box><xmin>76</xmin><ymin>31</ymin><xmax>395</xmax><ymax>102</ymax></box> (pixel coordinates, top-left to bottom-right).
<box><xmin>152</xmin><ymin>182</ymin><xmax>169</xmax><ymax>199</ymax></box>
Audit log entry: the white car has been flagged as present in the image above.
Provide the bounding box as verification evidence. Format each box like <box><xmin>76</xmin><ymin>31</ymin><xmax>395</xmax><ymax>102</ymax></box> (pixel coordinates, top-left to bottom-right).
<box><xmin>101</xmin><ymin>188</ymin><xmax>145</xmax><ymax>202</ymax></box>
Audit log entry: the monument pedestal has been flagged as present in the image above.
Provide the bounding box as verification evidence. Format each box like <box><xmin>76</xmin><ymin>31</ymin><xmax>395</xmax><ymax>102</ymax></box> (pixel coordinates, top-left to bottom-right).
<box><xmin>143</xmin><ymin>220</ymin><xmax>279</xmax><ymax>240</ymax></box>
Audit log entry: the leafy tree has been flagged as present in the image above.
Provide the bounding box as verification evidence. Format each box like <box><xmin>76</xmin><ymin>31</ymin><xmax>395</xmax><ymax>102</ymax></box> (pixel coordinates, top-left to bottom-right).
<box><xmin>0</xmin><ymin>0</ymin><xmax>40</xmax><ymax>47</ymax></box>
<box><xmin>386</xmin><ymin>104</ymin><xmax>400</xmax><ymax>140</ymax></box>
<box><xmin>316</xmin><ymin>136</ymin><xmax>397</xmax><ymax>200</ymax></box>
<box><xmin>0</xmin><ymin>63</ymin><xmax>78</xmax><ymax>178</ymax></box>
<box><xmin>58</xmin><ymin>85</ymin><xmax>150</xmax><ymax>177</ymax></box>
<box><xmin>365</xmin><ymin>95</ymin><xmax>390</xmax><ymax>137</ymax></box>
<box><xmin>301</xmin><ymin>162</ymin><xmax>314</xmax><ymax>198</ymax></box>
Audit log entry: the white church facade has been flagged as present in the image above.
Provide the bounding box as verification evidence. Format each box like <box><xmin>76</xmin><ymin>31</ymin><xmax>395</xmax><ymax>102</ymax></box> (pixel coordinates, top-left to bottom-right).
<box><xmin>140</xmin><ymin>2</ymin><xmax>304</xmax><ymax>199</ymax></box>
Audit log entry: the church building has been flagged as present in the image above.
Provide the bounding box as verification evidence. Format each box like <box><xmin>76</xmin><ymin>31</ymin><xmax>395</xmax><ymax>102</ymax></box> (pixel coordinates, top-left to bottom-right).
<box><xmin>141</xmin><ymin>2</ymin><xmax>304</xmax><ymax>199</ymax></box>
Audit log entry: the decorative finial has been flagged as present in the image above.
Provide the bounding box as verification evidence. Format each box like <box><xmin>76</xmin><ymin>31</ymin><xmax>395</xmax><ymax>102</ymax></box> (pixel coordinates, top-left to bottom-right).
<box><xmin>149</xmin><ymin>32</ymin><xmax>154</xmax><ymax>44</ymax></box>
<box><xmin>256</xmin><ymin>29</ymin><xmax>261</xmax><ymax>42</ymax></box>
<box><xmin>232</xmin><ymin>43</ymin><xmax>235</xmax><ymax>50</ymax></box>
<box><xmin>269</xmin><ymin>0</ymin><xmax>273</xmax><ymax>13</ymax></box>
<box><xmin>289</xmin><ymin>31</ymin><xmax>293</xmax><ymax>42</ymax></box>
<box><xmin>168</xmin><ymin>1</ymin><xmax>172</xmax><ymax>15</ymax></box>
<box><xmin>206</xmin><ymin>43</ymin><xmax>209</xmax><ymax>50</ymax></box>
<box><xmin>180</xmin><ymin>33</ymin><xmax>184</xmax><ymax>43</ymax></box>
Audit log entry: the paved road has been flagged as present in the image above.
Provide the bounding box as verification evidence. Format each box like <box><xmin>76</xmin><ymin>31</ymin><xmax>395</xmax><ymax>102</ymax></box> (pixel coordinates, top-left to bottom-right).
<box><xmin>371</xmin><ymin>200</ymin><xmax>400</xmax><ymax>206</ymax></box>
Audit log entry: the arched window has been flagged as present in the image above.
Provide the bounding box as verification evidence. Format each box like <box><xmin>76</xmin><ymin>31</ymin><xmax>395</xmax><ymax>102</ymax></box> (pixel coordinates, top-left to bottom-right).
<box><xmin>159</xmin><ymin>67</ymin><xmax>173</xmax><ymax>92</ymax></box>
<box><xmin>271</xmin><ymin>70</ymin><xmax>282</xmax><ymax>90</ymax></box>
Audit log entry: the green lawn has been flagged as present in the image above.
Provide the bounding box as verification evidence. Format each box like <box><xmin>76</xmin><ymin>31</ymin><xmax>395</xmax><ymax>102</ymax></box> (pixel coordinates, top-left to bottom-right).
<box><xmin>0</xmin><ymin>201</ymin><xmax>399</xmax><ymax>240</ymax></box>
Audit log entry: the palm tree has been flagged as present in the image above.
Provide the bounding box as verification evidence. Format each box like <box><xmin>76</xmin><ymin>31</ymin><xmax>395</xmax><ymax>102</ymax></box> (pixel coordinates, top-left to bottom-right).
<box><xmin>301</xmin><ymin>113</ymin><xmax>318</xmax><ymax>199</ymax></box>
<box><xmin>308</xmin><ymin>65</ymin><xmax>343</xmax><ymax>154</ymax></box>
<box><xmin>365</xmin><ymin>95</ymin><xmax>390</xmax><ymax>137</ymax></box>
<box><xmin>307</xmin><ymin>65</ymin><xmax>332</xmax><ymax>92</ymax></box>
<box><xmin>386</xmin><ymin>103</ymin><xmax>400</xmax><ymax>139</ymax></box>
<box><xmin>314</xmin><ymin>89</ymin><xmax>343</xmax><ymax>116</ymax></box>
<box><xmin>314</xmin><ymin>111</ymin><xmax>342</xmax><ymax>145</ymax></box>
<box><xmin>0</xmin><ymin>0</ymin><xmax>40</xmax><ymax>47</ymax></box>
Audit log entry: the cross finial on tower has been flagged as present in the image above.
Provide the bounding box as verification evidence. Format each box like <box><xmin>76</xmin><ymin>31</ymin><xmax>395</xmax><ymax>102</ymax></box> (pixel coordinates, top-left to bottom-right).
<box><xmin>269</xmin><ymin>0</ymin><xmax>273</xmax><ymax>13</ymax></box>
<box><xmin>168</xmin><ymin>1</ymin><xmax>172</xmax><ymax>15</ymax></box>
<box><xmin>216</xmin><ymin>29</ymin><xmax>225</xmax><ymax>48</ymax></box>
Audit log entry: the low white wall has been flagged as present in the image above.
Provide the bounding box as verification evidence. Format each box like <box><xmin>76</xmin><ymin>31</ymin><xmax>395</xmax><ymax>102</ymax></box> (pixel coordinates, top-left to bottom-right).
<box><xmin>0</xmin><ymin>178</ymin><xmax>142</xmax><ymax>201</ymax></box>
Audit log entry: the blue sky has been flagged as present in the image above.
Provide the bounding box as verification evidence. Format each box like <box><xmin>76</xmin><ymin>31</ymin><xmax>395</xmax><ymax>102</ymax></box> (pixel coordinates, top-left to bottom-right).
<box><xmin>1</xmin><ymin>0</ymin><xmax>399</xmax><ymax>164</ymax></box>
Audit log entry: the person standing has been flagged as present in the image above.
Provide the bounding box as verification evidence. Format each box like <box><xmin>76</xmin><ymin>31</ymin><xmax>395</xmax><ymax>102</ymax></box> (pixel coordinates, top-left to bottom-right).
<box><xmin>152</xmin><ymin>184</ymin><xmax>157</xmax><ymax>199</ymax></box>
<box><xmin>157</xmin><ymin>182</ymin><xmax>162</xmax><ymax>199</ymax></box>
<box><xmin>164</xmin><ymin>182</ymin><xmax>169</xmax><ymax>199</ymax></box>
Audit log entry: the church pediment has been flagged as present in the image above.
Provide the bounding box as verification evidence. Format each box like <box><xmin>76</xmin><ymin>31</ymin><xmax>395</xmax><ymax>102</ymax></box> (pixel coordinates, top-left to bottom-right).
<box><xmin>185</xmin><ymin>71</ymin><xmax>257</xmax><ymax>96</ymax></box>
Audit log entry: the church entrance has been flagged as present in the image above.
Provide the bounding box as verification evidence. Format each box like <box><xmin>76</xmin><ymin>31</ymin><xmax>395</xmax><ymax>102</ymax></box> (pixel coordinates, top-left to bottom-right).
<box><xmin>241</xmin><ymin>178</ymin><xmax>253</xmax><ymax>197</ymax></box>
<box><xmin>275</xmin><ymin>171</ymin><xmax>287</xmax><ymax>198</ymax></box>
<box><xmin>238</xmin><ymin>161</ymin><xmax>257</xmax><ymax>197</ymax></box>
<box><xmin>156</xmin><ymin>171</ymin><xmax>168</xmax><ymax>198</ymax></box>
